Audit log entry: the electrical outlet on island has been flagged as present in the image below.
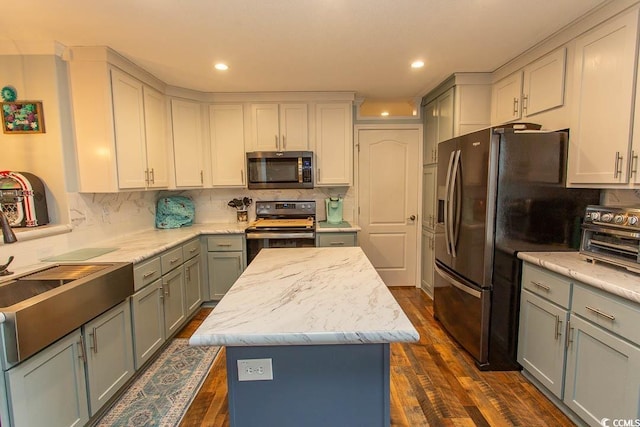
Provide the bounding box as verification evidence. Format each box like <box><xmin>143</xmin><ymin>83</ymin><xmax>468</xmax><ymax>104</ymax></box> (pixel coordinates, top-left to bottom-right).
<box><xmin>237</xmin><ymin>358</ymin><xmax>273</xmax><ymax>381</ymax></box>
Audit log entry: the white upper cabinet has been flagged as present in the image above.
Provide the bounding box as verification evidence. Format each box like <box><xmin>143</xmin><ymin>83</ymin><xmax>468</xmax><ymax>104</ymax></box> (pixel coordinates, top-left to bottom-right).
<box><xmin>111</xmin><ymin>69</ymin><xmax>147</xmax><ymax>189</ymax></box>
<box><xmin>522</xmin><ymin>48</ymin><xmax>566</xmax><ymax>117</ymax></box>
<box><xmin>171</xmin><ymin>99</ymin><xmax>204</xmax><ymax>187</ymax></box>
<box><xmin>423</xmin><ymin>73</ymin><xmax>491</xmax><ymax>164</ymax></box>
<box><xmin>111</xmin><ymin>71</ymin><xmax>169</xmax><ymax>190</ymax></box>
<box><xmin>67</xmin><ymin>49</ymin><xmax>169</xmax><ymax>192</ymax></box>
<box><xmin>314</xmin><ymin>102</ymin><xmax>353</xmax><ymax>186</ymax></box>
<box><xmin>249</xmin><ymin>103</ymin><xmax>308</xmax><ymax>151</ymax></box>
<box><xmin>143</xmin><ymin>86</ymin><xmax>170</xmax><ymax>188</ymax></box>
<box><xmin>209</xmin><ymin>104</ymin><xmax>246</xmax><ymax>187</ymax></box>
<box><xmin>568</xmin><ymin>8</ymin><xmax>639</xmax><ymax>186</ymax></box>
<box><xmin>491</xmin><ymin>47</ymin><xmax>566</xmax><ymax>125</ymax></box>
<box><xmin>492</xmin><ymin>72</ymin><xmax>524</xmax><ymax>124</ymax></box>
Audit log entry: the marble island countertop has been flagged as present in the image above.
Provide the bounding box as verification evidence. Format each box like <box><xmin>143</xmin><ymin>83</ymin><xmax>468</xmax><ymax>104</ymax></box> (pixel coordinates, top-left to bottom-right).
<box><xmin>518</xmin><ymin>251</ymin><xmax>640</xmax><ymax>304</ymax></box>
<box><xmin>189</xmin><ymin>247</ymin><xmax>419</xmax><ymax>346</ymax></box>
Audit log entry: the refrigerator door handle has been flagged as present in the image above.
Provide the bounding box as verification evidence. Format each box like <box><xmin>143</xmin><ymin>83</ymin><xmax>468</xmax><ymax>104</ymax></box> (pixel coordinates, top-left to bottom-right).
<box><xmin>435</xmin><ymin>264</ymin><xmax>481</xmax><ymax>298</ymax></box>
<box><xmin>444</xmin><ymin>150</ymin><xmax>456</xmax><ymax>255</ymax></box>
<box><xmin>452</xmin><ymin>149</ymin><xmax>463</xmax><ymax>254</ymax></box>
<box><xmin>448</xmin><ymin>149</ymin><xmax>461</xmax><ymax>257</ymax></box>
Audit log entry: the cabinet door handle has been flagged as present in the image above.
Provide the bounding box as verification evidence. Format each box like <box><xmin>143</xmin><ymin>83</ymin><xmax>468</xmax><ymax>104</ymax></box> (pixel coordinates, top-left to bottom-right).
<box><xmin>274</xmin><ymin>135</ymin><xmax>279</xmax><ymax>150</ymax></box>
<box><xmin>186</xmin><ymin>265</ymin><xmax>191</xmax><ymax>281</ymax></box>
<box><xmin>630</xmin><ymin>150</ymin><xmax>638</xmax><ymax>178</ymax></box>
<box><xmin>90</xmin><ymin>328</ymin><xmax>98</xmax><ymax>354</ymax></box>
<box><xmin>163</xmin><ymin>284</ymin><xmax>170</xmax><ymax>297</ymax></box>
<box><xmin>585</xmin><ymin>305</ymin><xmax>615</xmax><ymax>321</ymax></box>
<box><xmin>282</xmin><ymin>135</ymin><xmax>287</xmax><ymax>150</ymax></box>
<box><xmin>241</xmin><ymin>169</ymin><xmax>245</xmax><ymax>184</ymax></box>
<box><xmin>145</xmin><ymin>169</ymin><xmax>149</xmax><ymax>185</ymax></box>
<box><xmin>200</xmin><ymin>170</ymin><xmax>204</xmax><ymax>184</ymax></box>
<box><xmin>554</xmin><ymin>315</ymin><xmax>562</xmax><ymax>340</ymax></box>
<box><xmin>78</xmin><ymin>336</ymin><xmax>87</xmax><ymax>363</ymax></box>
<box><xmin>513</xmin><ymin>97</ymin><xmax>519</xmax><ymax>115</ymax></box>
<box><xmin>565</xmin><ymin>320</ymin><xmax>574</xmax><ymax>349</ymax></box>
<box><xmin>614</xmin><ymin>151</ymin><xmax>623</xmax><ymax>179</ymax></box>
<box><xmin>143</xmin><ymin>270</ymin><xmax>158</xmax><ymax>278</ymax></box>
<box><xmin>522</xmin><ymin>95</ymin><xmax>528</xmax><ymax>114</ymax></box>
<box><xmin>150</xmin><ymin>168</ymin><xmax>155</xmax><ymax>184</ymax></box>
<box><xmin>532</xmin><ymin>281</ymin><xmax>550</xmax><ymax>292</ymax></box>
<box><xmin>317</xmin><ymin>168</ymin><xmax>321</xmax><ymax>182</ymax></box>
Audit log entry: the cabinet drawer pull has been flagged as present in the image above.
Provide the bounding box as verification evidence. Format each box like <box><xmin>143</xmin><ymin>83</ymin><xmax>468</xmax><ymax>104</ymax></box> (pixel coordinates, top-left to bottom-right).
<box><xmin>170</xmin><ymin>257</ymin><xmax>180</xmax><ymax>264</ymax></box>
<box><xmin>554</xmin><ymin>315</ymin><xmax>562</xmax><ymax>340</ymax></box>
<box><xmin>585</xmin><ymin>305</ymin><xmax>615</xmax><ymax>321</ymax></box>
<box><xmin>532</xmin><ymin>281</ymin><xmax>550</xmax><ymax>291</ymax></box>
<box><xmin>217</xmin><ymin>243</ymin><xmax>232</xmax><ymax>247</ymax></box>
<box><xmin>143</xmin><ymin>270</ymin><xmax>158</xmax><ymax>278</ymax></box>
<box><xmin>330</xmin><ymin>242</ymin><xmax>345</xmax><ymax>246</ymax></box>
<box><xmin>189</xmin><ymin>248</ymin><xmax>198</xmax><ymax>253</ymax></box>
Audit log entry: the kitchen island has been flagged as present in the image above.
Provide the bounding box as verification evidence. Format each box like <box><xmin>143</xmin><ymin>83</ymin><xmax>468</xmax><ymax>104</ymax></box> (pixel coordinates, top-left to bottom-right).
<box><xmin>189</xmin><ymin>247</ymin><xmax>419</xmax><ymax>427</ymax></box>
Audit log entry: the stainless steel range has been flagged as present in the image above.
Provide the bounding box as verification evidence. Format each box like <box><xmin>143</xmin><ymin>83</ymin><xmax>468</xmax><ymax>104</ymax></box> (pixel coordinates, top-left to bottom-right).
<box><xmin>245</xmin><ymin>201</ymin><xmax>316</xmax><ymax>264</ymax></box>
<box><xmin>581</xmin><ymin>205</ymin><xmax>640</xmax><ymax>274</ymax></box>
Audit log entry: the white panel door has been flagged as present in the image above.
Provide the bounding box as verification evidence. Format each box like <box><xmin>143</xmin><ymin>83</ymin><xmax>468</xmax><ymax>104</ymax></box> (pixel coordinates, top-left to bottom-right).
<box><xmin>357</xmin><ymin>127</ymin><xmax>420</xmax><ymax>286</ymax></box>
<box><xmin>280</xmin><ymin>103</ymin><xmax>308</xmax><ymax>150</ymax></box>
<box><xmin>492</xmin><ymin>71</ymin><xmax>523</xmax><ymax>125</ymax></box>
<box><xmin>143</xmin><ymin>86</ymin><xmax>169</xmax><ymax>188</ymax></box>
<box><xmin>171</xmin><ymin>99</ymin><xmax>204</xmax><ymax>187</ymax></box>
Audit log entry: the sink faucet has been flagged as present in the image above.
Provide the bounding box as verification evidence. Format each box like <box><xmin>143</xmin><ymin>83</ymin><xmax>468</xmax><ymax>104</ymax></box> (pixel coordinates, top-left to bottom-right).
<box><xmin>0</xmin><ymin>210</ymin><xmax>17</xmax><ymax>244</ymax></box>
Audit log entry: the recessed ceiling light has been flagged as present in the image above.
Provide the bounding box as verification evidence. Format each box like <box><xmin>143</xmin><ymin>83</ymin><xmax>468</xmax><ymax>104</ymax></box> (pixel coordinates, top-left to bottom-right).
<box><xmin>411</xmin><ymin>60</ymin><xmax>424</xmax><ymax>69</ymax></box>
<box><xmin>214</xmin><ymin>63</ymin><xmax>229</xmax><ymax>71</ymax></box>
<box><xmin>381</xmin><ymin>111</ymin><xmax>390</xmax><ymax>117</ymax></box>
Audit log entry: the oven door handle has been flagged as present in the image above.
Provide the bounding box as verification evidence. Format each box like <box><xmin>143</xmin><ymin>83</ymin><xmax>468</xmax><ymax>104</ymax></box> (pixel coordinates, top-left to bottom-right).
<box><xmin>246</xmin><ymin>232</ymin><xmax>315</xmax><ymax>239</ymax></box>
<box><xmin>583</xmin><ymin>223</ymin><xmax>640</xmax><ymax>239</ymax></box>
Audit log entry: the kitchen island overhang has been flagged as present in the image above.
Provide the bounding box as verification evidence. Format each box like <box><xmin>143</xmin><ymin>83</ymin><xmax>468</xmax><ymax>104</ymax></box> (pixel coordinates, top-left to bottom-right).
<box><xmin>190</xmin><ymin>247</ymin><xmax>419</xmax><ymax>427</ymax></box>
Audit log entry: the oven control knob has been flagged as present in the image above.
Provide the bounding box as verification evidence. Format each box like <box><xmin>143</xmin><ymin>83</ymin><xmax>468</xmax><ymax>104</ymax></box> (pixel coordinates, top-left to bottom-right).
<box><xmin>590</xmin><ymin>211</ymin><xmax>600</xmax><ymax>221</ymax></box>
<box><xmin>601</xmin><ymin>213</ymin><xmax>614</xmax><ymax>222</ymax></box>
<box><xmin>629</xmin><ymin>216</ymin><xmax>638</xmax><ymax>226</ymax></box>
<box><xmin>614</xmin><ymin>214</ymin><xmax>625</xmax><ymax>225</ymax></box>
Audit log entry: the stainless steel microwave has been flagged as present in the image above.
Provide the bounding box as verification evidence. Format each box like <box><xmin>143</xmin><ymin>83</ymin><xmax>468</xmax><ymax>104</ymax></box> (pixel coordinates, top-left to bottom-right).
<box><xmin>246</xmin><ymin>151</ymin><xmax>314</xmax><ymax>189</ymax></box>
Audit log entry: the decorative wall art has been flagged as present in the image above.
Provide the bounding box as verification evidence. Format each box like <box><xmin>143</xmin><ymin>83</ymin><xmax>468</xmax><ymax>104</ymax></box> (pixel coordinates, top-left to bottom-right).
<box><xmin>2</xmin><ymin>101</ymin><xmax>45</xmax><ymax>134</ymax></box>
<box><xmin>1</xmin><ymin>86</ymin><xmax>45</xmax><ymax>134</ymax></box>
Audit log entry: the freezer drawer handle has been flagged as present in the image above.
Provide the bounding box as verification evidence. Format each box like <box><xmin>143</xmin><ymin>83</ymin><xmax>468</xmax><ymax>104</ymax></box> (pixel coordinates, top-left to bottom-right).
<box><xmin>435</xmin><ymin>265</ymin><xmax>481</xmax><ymax>298</ymax></box>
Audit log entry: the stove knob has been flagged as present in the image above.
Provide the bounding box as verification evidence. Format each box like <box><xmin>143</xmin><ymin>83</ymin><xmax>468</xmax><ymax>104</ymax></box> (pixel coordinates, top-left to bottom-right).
<box><xmin>614</xmin><ymin>214</ymin><xmax>625</xmax><ymax>225</ymax></box>
<box><xmin>629</xmin><ymin>216</ymin><xmax>639</xmax><ymax>226</ymax></box>
<box><xmin>590</xmin><ymin>211</ymin><xmax>600</xmax><ymax>221</ymax></box>
<box><xmin>601</xmin><ymin>213</ymin><xmax>614</xmax><ymax>222</ymax></box>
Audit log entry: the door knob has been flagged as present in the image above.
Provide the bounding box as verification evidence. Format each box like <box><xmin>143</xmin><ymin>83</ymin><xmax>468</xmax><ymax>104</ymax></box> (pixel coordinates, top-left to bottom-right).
<box><xmin>408</xmin><ymin>215</ymin><xmax>416</xmax><ymax>221</ymax></box>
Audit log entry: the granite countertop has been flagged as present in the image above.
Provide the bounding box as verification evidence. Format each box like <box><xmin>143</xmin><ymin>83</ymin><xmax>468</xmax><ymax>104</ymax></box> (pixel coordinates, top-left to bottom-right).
<box><xmin>315</xmin><ymin>221</ymin><xmax>361</xmax><ymax>232</ymax></box>
<box><xmin>189</xmin><ymin>247</ymin><xmax>419</xmax><ymax>346</ymax></box>
<box><xmin>1</xmin><ymin>223</ymin><xmax>247</xmax><ymax>279</ymax></box>
<box><xmin>518</xmin><ymin>251</ymin><xmax>640</xmax><ymax>304</ymax></box>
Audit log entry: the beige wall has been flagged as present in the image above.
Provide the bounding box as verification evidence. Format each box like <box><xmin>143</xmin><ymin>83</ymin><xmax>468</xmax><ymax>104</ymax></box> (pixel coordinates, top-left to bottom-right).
<box><xmin>0</xmin><ymin>55</ymin><xmax>71</xmax><ymax>225</ymax></box>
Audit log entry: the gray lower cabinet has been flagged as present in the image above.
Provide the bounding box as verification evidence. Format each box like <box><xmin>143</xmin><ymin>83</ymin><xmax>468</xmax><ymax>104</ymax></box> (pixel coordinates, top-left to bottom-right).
<box><xmin>207</xmin><ymin>235</ymin><xmax>245</xmax><ymax>300</ymax></box>
<box><xmin>519</xmin><ymin>262</ymin><xmax>640</xmax><ymax>426</ymax></box>
<box><xmin>316</xmin><ymin>232</ymin><xmax>357</xmax><ymax>247</ymax></box>
<box><xmin>5</xmin><ymin>330</ymin><xmax>89</xmax><ymax>427</ymax></box>
<box><xmin>208</xmin><ymin>252</ymin><xmax>244</xmax><ymax>299</ymax></box>
<box><xmin>130</xmin><ymin>278</ymin><xmax>164</xmax><ymax>369</ymax></box>
<box><xmin>84</xmin><ymin>300</ymin><xmax>134</xmax><ymax>415</ymax></box>
<box><xmin>162</xmin><ymin>267</ymin><xmax>186</xmax><ymax>337</ymax></box>
<box><xmin>518</xmin><ymin>289</ymin><xmax>568</xmax><ymax>398</ymax></box>
<box><xmin>5</xmin><ymin>299</ymin><xmax>134</xmax><ymax>426</ymax></box>
<box><xmin>184</xmin><ymin>255</ymin><xmax>202</xmax><ymax>315</ymax></box>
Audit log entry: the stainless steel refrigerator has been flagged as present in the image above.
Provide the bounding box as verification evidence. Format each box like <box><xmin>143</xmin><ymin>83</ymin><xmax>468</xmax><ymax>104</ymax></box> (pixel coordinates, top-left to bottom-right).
<box><xmin>433</xmin><ymin>127</ymin><xmax>600</xmax><ymax>370</ymax></box>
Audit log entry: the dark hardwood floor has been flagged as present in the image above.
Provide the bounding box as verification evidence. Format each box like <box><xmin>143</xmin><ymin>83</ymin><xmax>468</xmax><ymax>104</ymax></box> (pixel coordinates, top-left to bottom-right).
<box><xmin>179</xmin><ymin>288</ymin><xmax>575</xmax><ymax>426</ymax></box>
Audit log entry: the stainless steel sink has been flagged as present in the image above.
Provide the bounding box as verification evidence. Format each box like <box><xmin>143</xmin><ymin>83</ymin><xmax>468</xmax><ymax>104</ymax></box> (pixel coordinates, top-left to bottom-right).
<box><xmin>0</xmin><ymin>262</ymin><xmax>133</xmax><ymax>364</ymax></box>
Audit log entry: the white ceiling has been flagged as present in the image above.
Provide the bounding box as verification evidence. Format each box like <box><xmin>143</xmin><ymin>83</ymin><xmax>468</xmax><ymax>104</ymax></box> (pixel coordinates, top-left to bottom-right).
<box><xmin>0</xmin><ymin>0</ymin><xmax>608</xmax><ymax>100</ymax></box>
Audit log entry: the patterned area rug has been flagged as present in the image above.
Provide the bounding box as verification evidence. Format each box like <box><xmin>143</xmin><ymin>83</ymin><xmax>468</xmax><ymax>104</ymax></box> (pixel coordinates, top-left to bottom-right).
<box><xmin>96</xmin><ymin>339</ymin><xmax>220</xmax><ymax>427</ymax></box>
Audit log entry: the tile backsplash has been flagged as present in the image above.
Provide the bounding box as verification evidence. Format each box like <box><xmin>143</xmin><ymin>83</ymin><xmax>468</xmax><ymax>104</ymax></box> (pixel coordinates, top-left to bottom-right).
<box><xmin>0</xmin><ymin>187</ymin><xmax>355</xmax><ymax>270</ymax></box>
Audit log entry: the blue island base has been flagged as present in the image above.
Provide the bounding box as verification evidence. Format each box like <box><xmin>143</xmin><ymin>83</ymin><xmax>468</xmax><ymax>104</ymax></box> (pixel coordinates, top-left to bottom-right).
<box><xmin>225</xmin><ymin>343</ymin><xmax>390</xmax><ymax>427</ymax></box>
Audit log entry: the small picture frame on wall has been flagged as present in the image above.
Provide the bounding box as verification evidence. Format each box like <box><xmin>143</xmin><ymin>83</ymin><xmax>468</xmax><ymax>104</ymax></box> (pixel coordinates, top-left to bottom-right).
<box><xmin>1</xmin><ymin>101</ymin><xmax>45</xmax><ymax>134</ymax></box>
